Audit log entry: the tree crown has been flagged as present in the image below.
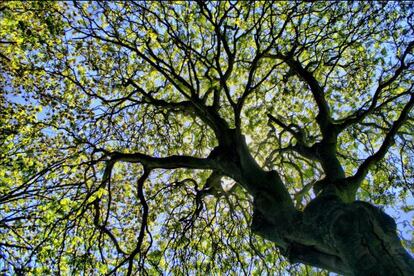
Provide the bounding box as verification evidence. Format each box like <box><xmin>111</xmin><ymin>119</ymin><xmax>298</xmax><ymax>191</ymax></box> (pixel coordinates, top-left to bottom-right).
<box><xmin>1</xmin><ymin>1</ymin><xmax>413</xmax><ymax>274</ymax></box>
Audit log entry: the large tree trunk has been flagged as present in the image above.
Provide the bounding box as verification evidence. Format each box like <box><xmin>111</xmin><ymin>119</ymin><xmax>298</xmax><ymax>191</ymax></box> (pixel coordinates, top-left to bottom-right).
<box><xmin>252</xmin><ymin>194</ymin><xmax>414</xmax><ymax>275</ymax></box>
<box><xmin>213</xmin><ymin>131</ymin><xmax>414</xmax><ymax>275</ymax></box>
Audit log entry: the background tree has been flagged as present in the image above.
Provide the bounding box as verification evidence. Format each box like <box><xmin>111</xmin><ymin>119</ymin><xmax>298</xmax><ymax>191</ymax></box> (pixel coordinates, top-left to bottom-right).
<box><xmin>1</xmin><ymin>1</ymin><xmax>414</xmax><ymax>275</ymax></box>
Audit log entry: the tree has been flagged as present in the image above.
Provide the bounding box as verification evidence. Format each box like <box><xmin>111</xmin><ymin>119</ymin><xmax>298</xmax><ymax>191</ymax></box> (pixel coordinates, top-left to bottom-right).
<box><xmin>1</xmin><ymin>1</ymin><xmax>414</xmax><ymax>274</ymax></box>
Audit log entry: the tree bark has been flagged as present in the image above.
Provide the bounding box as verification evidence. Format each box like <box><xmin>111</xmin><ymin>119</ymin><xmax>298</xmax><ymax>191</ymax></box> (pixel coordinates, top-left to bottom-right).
<box><xmin>252</xmin><ymin>187</ymin><xmax>414</xmax><ymax>275</ymax></box>
<box><xmin>212</xmin><ymin>132</ymin><xmax>414</xmax><ymax>275</ymax></box>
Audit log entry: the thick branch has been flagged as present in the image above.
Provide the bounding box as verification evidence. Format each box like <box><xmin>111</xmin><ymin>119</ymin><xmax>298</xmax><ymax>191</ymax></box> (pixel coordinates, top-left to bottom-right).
<box><xmin>287</xmin><ymin>243</ymin><xmax>350</xmax><ymax>275</ymax></box>
<box><xmin>264</xmin><ymin>53</ymin><xmax>346</xmax><ymax>182</ymax></box>
<box><xmin>267</xmin><ymin>113</ymin><xmax>344</xmax><ymax>181</ymax></box>
<box><xmin>108</xmin><ymin>151</ymin><xmax>215</xmax><ymax>170</ymax></box>
<box><xmin>266</xmin><ymin>53</ymin><xmax>333</xmax><ymax>136</ymax></box>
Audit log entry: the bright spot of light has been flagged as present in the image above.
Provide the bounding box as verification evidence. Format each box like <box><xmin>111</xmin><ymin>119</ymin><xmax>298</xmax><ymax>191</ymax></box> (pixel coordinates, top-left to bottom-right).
<box><xmin>245</xmin><ymin>134</ymin><xmax>252</xmax><ymax>145</ymax></box>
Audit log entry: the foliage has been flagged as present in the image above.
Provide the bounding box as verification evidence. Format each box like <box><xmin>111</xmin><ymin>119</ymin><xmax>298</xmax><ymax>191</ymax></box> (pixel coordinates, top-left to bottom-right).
<box><xmin>1</xmin><ymin>1</ymin><xmax>413</xmax><ymax>274</ymax></box>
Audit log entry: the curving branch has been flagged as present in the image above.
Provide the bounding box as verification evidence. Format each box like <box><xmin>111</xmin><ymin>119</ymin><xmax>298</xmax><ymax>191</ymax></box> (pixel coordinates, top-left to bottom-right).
<box><xmin>265</xmin><ymin>53</ymin><xmax>334</xmax><ymax>137</ymax></box>
<box><xmin>345</xmin><ymin>93</ymin><xmax>414</xmax><ymax>193</ymax></box>
<box><xmin>69</xmin><ymin>22</ymin><xmax>231</xmax><ymax>144</ymax></box>
<box><xmin>106</xmin><ymin>168</ymin><xmax>152</xmax><ymax>275</ymax></box>
<box><xmin>267</xmin><ymin>114</ymin><xmax>308</xmax><ymax>145</ymax></box>
<box><xmin>108</xmin><ymin>151</ymin><xmax>215</xmax><ymax>171</ymax></box>
<box><xmin>264</xmin><ymin>52</ymin><xmax>346</xmax><ymax>182</ymax></box>
<box><xmin>336</xmin><ymin>40</ymin><xmax>414</xmax><ymax>131</ymax></box>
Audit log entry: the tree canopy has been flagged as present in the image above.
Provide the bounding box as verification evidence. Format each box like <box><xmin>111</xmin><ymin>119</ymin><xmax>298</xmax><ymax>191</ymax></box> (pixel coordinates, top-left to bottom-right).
<box><xmin>1</xmin><ymin>1</ymin><xmax>413</xmax><ymax>275</ymax></box>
